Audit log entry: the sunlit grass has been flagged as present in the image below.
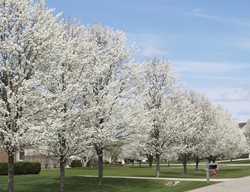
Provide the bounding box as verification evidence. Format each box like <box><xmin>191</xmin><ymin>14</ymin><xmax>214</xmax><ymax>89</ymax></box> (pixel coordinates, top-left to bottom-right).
<box><xmin>0</xmin><ymin>168</ymin><xmax>210</xmax><ymax>192</ymax></box>
<box><xmin>0</xmin><ymin>163</ymin><xmax>250</xmax><ymax>192</ymax></box>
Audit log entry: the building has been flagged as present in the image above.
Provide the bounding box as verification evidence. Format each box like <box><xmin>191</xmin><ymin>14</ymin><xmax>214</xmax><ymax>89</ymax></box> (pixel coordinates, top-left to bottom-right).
<box><xmin>239</xmin><ymin>122</ymin><xmax>247</xmax><ymax>129</ymax></box>
<box><xmin>238</xmin><ymin>122</ymin><xmax>250</xmax><ymax>159</ymax></box>
<box><xmin>0</xmin><ymin>150</ymin><xmax>25</xmax><ymax>162</ymax></box>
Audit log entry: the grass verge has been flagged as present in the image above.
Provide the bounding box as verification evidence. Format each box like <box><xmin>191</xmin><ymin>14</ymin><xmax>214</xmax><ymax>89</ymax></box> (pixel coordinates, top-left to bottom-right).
<box><xmin>0</xmin><ymin>168</ymin><xmax>211</xmax><ymax>192</ymax></box>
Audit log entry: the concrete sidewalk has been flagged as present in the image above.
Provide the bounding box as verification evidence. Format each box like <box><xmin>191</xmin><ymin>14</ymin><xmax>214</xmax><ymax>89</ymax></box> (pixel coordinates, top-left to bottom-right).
<box><xmin>186</xmin><ymin>176</ymin><xmax>250</xmax><ymax>192</ymax></box>
<box><xmin>80</xmin><ymin>175</ymin><xmax>233</xmax><ymax>182</ymax></box>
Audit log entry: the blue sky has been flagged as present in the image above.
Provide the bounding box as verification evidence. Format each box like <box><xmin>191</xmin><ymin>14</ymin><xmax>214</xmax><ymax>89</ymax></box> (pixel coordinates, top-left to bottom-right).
<box><xmin>47</xmin><ymin>0</ymin><xmax>250</xmax><ymax>122</ymax></box>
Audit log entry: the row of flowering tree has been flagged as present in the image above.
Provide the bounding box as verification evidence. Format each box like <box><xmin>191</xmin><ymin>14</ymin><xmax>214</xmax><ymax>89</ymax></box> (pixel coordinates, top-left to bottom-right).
<box><xmin>121</xmin><ymin>59</ymin><xmax>247</xmax><ymax>176</ymax></box>
<box><xmin>0</xmin><ymin>1</ymin><xmax>248</xmax><ymax>192</ymax></box>
<box><xmin>0</xmin><ymin>0</ymin><xmax>132</xmax><ymax>191</ymax></box>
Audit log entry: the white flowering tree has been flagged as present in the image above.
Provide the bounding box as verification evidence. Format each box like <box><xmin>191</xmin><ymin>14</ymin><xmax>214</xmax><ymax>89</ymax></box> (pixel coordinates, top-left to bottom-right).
<box><xmin>120</xmin><ymin>123</ymin><xmax>149</xmax><ymax>167</ymax></box>
<box><xmin>172</xmin><ymin>91</ymin><xmax>203</xmax><ymax>174</ymax></box>
<box><xmin>191</xmin><ymin>93</ymin><xmax>214</xmax><ymax>169</ymax></box>
<box><xmin>200</xmin><ymin>106</ymin><xmax>246</xmax><ymax>162</ymax></box>
<box><xmin>161</xmin><ymin>149</ymin><xmax>178</xmax><ymax>167</ymax></box>
<box><xmin>117</xmin><ymin>77</ymin><xmax>155</xmax><ymax>166</ymax></box>
<box><xmin>243</xmin><ymin>120</ymin><xmax>250</xmax><ymax>158</ymax></box>
<box><xmin>215</xmin><ymin>107</ymin><xmax>247</xmax><ymax>160</ymax></box>
<box><xmin>78</xmin><ymin>146</ymin><xmax>96</xmax><ymax>167</ymax></box>
<box><xmin>129</xmin><ymin>59</ymin><xmax>179</xmax><ymax>177</ymax></box>
<box><xmin>169</xmin><ymin>90</ymin><xmax>246</xmax><ymax>173</ymax></box>
<box><xmin>224</xmin><ymin>127</ymin><xmax>247</xmax><ymax>160</ymax></box>
<box><xmin>38</xmin><ymin>22</ymin><xmax>92</xmax><ymax>192</ymax></box>
<box><xmin>0</xmin><ymin>0</ymin><xmax>62</xmax><ymax>191</ymax></box>
<box><xmin>177</xmin><ymin>92</ymin><xmax>215</xmax><ymax>170</ymax></box>
<box><xmin>121</xmin><ymin>64</ymin><xmax>156</xmax><ymax>168</ymax></box>
<box><xmin>79</xmin><ymin>24</ymin><xmax>131</xmax><ymax>185</ymax></box>
<box><xmin>120</xmin><ymin>144</ymin><xmax>145</xmax><ymax>167</ymax></box>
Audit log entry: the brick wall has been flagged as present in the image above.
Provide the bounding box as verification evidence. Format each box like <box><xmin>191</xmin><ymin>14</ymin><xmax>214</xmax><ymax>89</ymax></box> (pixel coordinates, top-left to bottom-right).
<box><xmin>0</xmin><ymin>150</ymin><xmax>8</xmax><ymax>162</ymax></box>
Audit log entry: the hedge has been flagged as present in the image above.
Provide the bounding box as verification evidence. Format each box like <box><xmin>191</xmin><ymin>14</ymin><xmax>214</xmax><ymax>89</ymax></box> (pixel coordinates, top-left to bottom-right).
<box><xmin>70</xmin><ymin>160</ymin><xmax>82</xmax><ymax>167</ymax></box>
<box><xmin>0</xmin><ymin>162</ymin><xmax>41</xmax><ymax>175</ymax></box>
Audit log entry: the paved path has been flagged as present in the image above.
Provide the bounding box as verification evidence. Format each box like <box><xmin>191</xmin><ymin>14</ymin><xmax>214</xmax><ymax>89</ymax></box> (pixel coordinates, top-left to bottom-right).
<box><xmin>186</xmin><ymin>176</ymin><xmax>250</xmax><ymax>192</ymax></box>
<box><xmin>219</xmin><ymin>164</ymin><xmax>250</xmax><ymax>166</ymax></box>
<box><xmin>81</xmin><ymin>175</ymin><xmax>250</xmax><ymax>191</ymax></box>
<box><xmin>159</xmin><ymin>163</ymin><xmax>250</xmax><ymax>167</ymax></box>
<box><xmin>80</xmin><ymin>175</ymin><xmax>233</xmax><ymax>182</ymax></box>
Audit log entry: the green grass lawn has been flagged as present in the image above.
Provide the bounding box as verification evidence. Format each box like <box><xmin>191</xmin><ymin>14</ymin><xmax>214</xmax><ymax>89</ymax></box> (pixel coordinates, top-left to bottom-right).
<box><xmin>0</xmin><ymin>168</ymin><xmax>211</xmax><ymax>192</ymax></box>
<box><xmin>77</xmin><ymin>164</ymin><xmax>250</xmax><ymax>179</ymax></box>
<box><xmin>220</xmin><ymin>159</ymin><xmax>250</xmax><ymax>164</ymax></box>
<box><xmin>1</xmin><ymin>164</ymin><xmax>250</xmax><ymax>192</ymax></box>
<box><xmin>137</xmin><ymin>160</ymin><xmax>207</xmax><ymax>165</ymax></box>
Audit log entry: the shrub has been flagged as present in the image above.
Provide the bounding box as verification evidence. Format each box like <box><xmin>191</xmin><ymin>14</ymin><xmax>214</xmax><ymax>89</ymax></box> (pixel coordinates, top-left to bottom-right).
<box><xmin>87</xmin><ymin>158</ymin><xmax>96</xmax><ymax>167</ymax></box>
<box><xmin>70</xmin><ymin>160</ymin><xmax>82</xmax><ymax>167</ymax></box>
<box><xmin>239</xmin><ymin>153</ymin><xmax>249</xmax><ymax>158</ymax></box>
<box><xmin>0</xmin><ymin>163</ymin><xmax>8</xmax><ymax>175</ymax></box>
<box><xmin>0</xmin><ymin>162</ymin><xmax>41</xmax><ymax>175</ymax></box>
<box><xmin>104</xmin><ymin>160</ymin><xmax>110</xmax><ymax>165</ymax></box>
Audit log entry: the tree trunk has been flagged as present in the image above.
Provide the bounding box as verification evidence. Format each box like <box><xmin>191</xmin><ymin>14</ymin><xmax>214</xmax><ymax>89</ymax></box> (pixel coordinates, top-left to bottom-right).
<box><xmin>131</xmin><ymin>159</ymin><xmax>134</xmax><ymax>166</ymax></box>
<box><xmin>59</xmin><ymin>159</ymin><xmax>65</xmax><ymax>192</ymax></box>
<box><xmin>167</xmin><ymin>160</ymin><xmax>170</xmax><ymax>167</ymax></box>
<box><xmin>81</xmin><ymin>156</ymin><xmax>89</xmax><ymax>168</ymax></box>
<box><xmin>139</xmin><ymin>160</ymin><xmax>142</xmax><ymax>168</ymax></box>
<box><xmin>97</xmin><ymin>151</ymin><xmax>103</xmax><ymax>185</ymax></box>
<box><xmin>155</xmin><ymin>154</ymin><xmax>160</xmax><ymax>177</ymax></box>
<box><xmin>8</xmin><ymin>154</ymin><xmax>14</xmax><ymax>192</ymax></box>
<box><xmin>183</xmin><ymin>161</ymin><xmax>187</xmax><ymax>174</ymax></box>
<box><xmin>195</xmin><ymin>159</ymin><xmax>200</xmax><ymax>170</ymax></box>
<box><xmin>208</xmin><ymin>156</ymin><xmax>216</xmax><ymax>163</ymax></box>
<box><xmin>147</xmin><ymin>154</ymin><xmax>153</xmax><ymax>168</ymax></box>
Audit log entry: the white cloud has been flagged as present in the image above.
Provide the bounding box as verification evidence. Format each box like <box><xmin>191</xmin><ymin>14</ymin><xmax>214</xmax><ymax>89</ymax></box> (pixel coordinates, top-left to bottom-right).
<box><xmin>187</xmin><ymin>8</ymin><xmax>250</xmax><ymax>28</ymax></box>
<box><xmin>127</xmin><ymin>32</ymin><xmax>169</xmax><ymax>58</ymax></box>
<box><xmin>228</xmin><ymin>37</ymin><xmax>250</xmax><ymax>51</ymax></box>
<box><xmin>195</xmin><ymin>86</ymin><xmax>250</xmax><ymax>122</ymax></box>
<box><xmin>215</xmin><ymin>88</ymin><xmax>250</xmax><ymax>102</ymax></box>
<box><xmin>238</xmin><ymin>109</ymin><xmax>250</xmax><ymax>116</ymax></box>
<box><xmin>210</xmin><ymin>76</ymin><xmax>250</xmax><ymax>81</ymax></box>
<box><xmin>127</xmin><ymin>33</ymin><xmax>163</xmax><ymax>47</ymax></box>
<box><xmin>172</xmin><ymin>60</ymin><xmax>250</xmax><ymax>73</ymax></box>
<box><xmin>140</xmin><ymin>47</ymin><xmax>168</xmax><ymax>57</ymax></box>
<box><xmin>183</xmin><ymin>75</ymin><xmax>250</xmax><ymax>81</ymax></box>
<box><xmin>175</xmin><ymin>60</ymin><xmax>250</xmax><ymax>122</ymax></box>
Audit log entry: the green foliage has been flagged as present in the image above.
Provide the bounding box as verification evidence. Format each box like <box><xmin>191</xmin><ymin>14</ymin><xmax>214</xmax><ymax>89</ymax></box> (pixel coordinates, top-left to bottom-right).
<box><xmin>0</xmin><ymin>162</ymin><xmax>41</xmax><ymax>175</ymax></box>
<box><xmin>104</xmin><ymin>160</ymin><xmax>110</xmax><ymax>165</ymax></box>
<box><xmin>70</xmin><ymin>160</ymin><xmax>82</xmax><ymax>168</ymax></box>
<box><xmin>239</xmin><ymin>154</ymin><xmax>249</xmax><ymax>158</ymax></box>
<box><xmin>0</xmin><ymin>163</ymin><xmax>8</xmax><ymax>175</ymax></box>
